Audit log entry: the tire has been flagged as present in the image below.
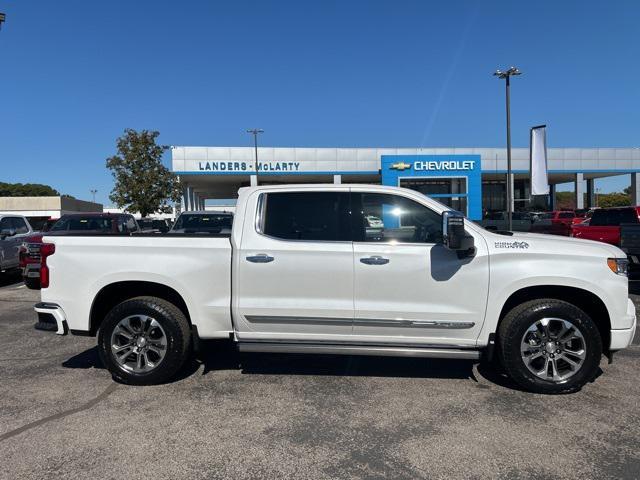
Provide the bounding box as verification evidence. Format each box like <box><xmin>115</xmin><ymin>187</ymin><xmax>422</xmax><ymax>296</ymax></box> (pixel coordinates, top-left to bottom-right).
<box><xmin>498</xmin><ymin>299</ymin><xmax>602</xmax><ymax>394</ymax></box>
<box><xmin>98</xmin><ymin>296</ymin><xmax>192</xmax><ymax>385</ymax></box>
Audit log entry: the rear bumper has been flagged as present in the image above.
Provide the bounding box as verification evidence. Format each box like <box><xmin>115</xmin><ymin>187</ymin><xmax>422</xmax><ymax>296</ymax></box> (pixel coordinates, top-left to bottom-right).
<box><xmin>33</xmin><ymin>303</ymin><xmax>68</xmax><ymax>335</ymax></box>
<box><xmin>610</xmin><ymin>299</ymin><xmax>637</xmax><ymax>350</ymax></box>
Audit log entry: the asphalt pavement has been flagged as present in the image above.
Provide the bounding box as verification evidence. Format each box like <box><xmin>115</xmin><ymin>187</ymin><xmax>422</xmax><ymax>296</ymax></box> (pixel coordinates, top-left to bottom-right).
<box><xmin>0</xmin><ymin>272</ymin><xmax>639</xmax><ymax>479</ymax></box>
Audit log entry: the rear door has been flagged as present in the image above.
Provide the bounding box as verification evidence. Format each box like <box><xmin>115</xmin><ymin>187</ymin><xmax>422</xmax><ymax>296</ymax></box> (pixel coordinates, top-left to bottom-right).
<box><xmin>233</xmin><ymin>188</ymin><xmax>355</xmax><ymax>341</ymax></box>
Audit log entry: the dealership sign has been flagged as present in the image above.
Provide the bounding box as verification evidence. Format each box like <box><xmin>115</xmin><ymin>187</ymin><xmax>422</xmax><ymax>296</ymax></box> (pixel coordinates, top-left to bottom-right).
<box><xmin>198</xmin><ymin>161</ymin><xmax>301</xmax><ymax>172</ymax></box>
<box><xmin>390</xmin><ymin>160</ymin><xmax>475</xmax><ymax>171</ymax></box>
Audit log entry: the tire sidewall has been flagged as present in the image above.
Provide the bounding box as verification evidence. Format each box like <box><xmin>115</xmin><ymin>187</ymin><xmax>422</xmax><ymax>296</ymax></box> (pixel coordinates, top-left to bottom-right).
<box><xmin>501</xmin><ymin>301</ymin><xmax>602</xmax><ymax>394</ymax></box>
<box><xmin>98</xmin><ymin>298</ymin><xmax>189</xmax><ymax>385</ymax></box>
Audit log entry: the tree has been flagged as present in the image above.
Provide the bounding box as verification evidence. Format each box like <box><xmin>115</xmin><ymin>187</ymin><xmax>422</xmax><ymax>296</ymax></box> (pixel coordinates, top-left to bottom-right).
<box><xmin>0</xmin><ymin>182</ymin><xmax>60</xmax><ymax>197</ymax></box>
<box><xmin>106</xmin><ymin>129</ymin><xmax>181</xmax><ymax>217</ymax></box>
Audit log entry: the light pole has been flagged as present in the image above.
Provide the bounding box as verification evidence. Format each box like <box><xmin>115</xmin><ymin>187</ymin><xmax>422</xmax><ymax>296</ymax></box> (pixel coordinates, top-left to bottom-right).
<box><xmin>595</xmin><ymin>187</ymin><xmax>601</xmax><ymax>207</ymax></box>
<box><xmin>90</xmin><ymin>189</ymin><xmax>97</xmax><ymax>203</ymax></box>
<box><xmin>494</xmin><ymin>66</ymin><xmax>522</xmax><ymax>231</ymax></box>
<box><xmin>246</xmin><ymin>128</ymin><xmax>264</xmax><ymax>185</ymax></box>
<box><xmin>0</xmin><ymin>13</ymin><xmax>6</xmax><ymax>30</ymax></box>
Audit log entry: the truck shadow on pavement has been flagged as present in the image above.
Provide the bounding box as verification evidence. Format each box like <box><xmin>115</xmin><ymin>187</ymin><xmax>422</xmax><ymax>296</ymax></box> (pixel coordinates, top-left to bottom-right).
<box><xmin>0</xmin><ymin>271</ymin><xmax>23</xmax><ymax>288</ymax></box>
<box><xmin>62</xmin><ymin>340</ymin><xmax>535</xmax><ymax>390</ymax></box>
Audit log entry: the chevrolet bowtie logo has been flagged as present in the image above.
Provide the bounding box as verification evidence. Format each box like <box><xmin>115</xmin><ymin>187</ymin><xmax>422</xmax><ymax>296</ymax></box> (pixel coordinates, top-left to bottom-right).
<box><xmin>390</xmin><ymin>162</ymin><xmax>412</xmax><ymax>171</ymax></box>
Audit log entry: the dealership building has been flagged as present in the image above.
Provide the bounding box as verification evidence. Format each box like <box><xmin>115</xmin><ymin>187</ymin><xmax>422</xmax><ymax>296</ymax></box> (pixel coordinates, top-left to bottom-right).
<box><xmin>173</xmin><ymin>146</ymin><xmax>640</xmax><ymax>220</ymax></box>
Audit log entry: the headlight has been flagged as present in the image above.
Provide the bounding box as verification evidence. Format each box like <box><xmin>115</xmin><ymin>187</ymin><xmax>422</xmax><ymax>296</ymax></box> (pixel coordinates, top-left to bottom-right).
<box><xmin>607</xmin><ymin>258</ymin><xmax>629</xmax><ymax>276</ymax></box>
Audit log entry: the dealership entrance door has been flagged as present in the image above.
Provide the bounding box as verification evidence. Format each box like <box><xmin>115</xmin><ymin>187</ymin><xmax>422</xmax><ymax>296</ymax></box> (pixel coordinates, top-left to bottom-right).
<box><xmin>399</xmin><ymin>178</ymin><xmax>468</xmax><ymax>215</ymax></box>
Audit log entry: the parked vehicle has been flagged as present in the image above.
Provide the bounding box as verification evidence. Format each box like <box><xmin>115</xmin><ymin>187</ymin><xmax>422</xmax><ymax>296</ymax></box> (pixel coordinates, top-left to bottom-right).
<box><xmin>479</xmin><ymin>211</ymin><xmax>533</xmax><ymax>232</ymax></box>
<box><xmin>35</xmin><ymin>185</ymin><xmax>636</xmax><ymax>394</ymax></box>
<box><xmin>571</xmin><ymin>206</ymin><xmax>640</xmax><ymax>280</ymax></box>
<box><xmin>620</xmin><ymin>223</ymin><xmax>640</xmax><ymax>280</ymax></box>
<box><xmin>169</xmin><ymin>211</ymin><xmax>233</xmax><ymax>234</ymax></box>
<box><xmin>138</xmin><ymin>218</ymin><xmax>171</xmax><ymax>233</ymax></box>
<box><xmin>529</xmin><ymin>210</ymin><xmax>577</xmax><ymax>236</ymax></box>
<box><xmin>0</xmin><ymin>215</ymin><xmax>33</xmax><ymax>276</ymax></box>
<box><xmin>21</xmin><ymin>213</ymin><xmax>139</xmax><ymax>291</ymax></box>
<box><xmin>570</xmin><ymin>206</ymin><xmax>640</xmax><ymax>245</ymax></box>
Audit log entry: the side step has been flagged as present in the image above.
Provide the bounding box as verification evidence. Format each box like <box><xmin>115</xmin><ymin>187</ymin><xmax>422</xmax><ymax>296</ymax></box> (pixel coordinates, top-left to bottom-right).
<box><xmin>238</xmin><ymin>342</ymin><xmax>481</xmax><ymax>360</ymax></box>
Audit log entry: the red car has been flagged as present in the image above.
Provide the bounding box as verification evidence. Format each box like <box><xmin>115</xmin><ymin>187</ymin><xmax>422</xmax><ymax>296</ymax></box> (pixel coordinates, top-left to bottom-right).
<box><xmin>21</xmin><ymin>213</ymin><xmax>139</xmax><ymax>290</ymax></box>
<box><xmin>571</xmin><ymin>206</ymin><xmax>640</xmax><ymax>245</ymax></box>
<box><xmin>530</xmin><ymin>210</ymin><xmax>578</xmax><ymax>236</ymax></box>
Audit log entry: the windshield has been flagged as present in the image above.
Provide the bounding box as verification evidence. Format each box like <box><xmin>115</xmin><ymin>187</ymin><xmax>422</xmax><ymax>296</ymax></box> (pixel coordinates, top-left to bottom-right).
<box><xmin>172</xmin><ymin>214</ymin><xmax>233</xmax><ymax>233</ymax></box>
<box><xmin>50</xmin><ymin>216</ymin><xmax>113</xmax><ymax>232</ymax></box>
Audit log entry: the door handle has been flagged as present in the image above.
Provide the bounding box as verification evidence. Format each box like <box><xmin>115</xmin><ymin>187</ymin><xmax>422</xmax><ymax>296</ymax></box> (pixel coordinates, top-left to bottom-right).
<box><xmin>246</xmin><ymin>254</ymin><xmax>274</xmax><ymax>263</ymax></box>
<box><xmin>360</xmin><ymin>255</ymin><xmax>389</xmax><ymax>265</ymax></box>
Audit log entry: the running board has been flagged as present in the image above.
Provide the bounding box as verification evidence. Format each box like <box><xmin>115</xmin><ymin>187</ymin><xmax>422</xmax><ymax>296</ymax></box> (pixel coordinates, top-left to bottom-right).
<box><xmin>237</xmin><ymin>342</ymin><xmax>481</xmax><ymax>360</ymax></box>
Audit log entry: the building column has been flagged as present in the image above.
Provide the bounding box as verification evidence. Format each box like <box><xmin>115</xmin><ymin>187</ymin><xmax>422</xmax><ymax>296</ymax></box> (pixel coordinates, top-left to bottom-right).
<box><xmin>586</xmin><ymin>178</ymin><xmax>595</xmax><ymax>208</ymax></box>
<box><xmin>549</xmin><ymin>184</ymin><xmax>556</xmax><ymax>210</ymax></box>
<box><xmin>181</xmin><ymin>187</ymin><xmax>189</xmax><ymax>213</ymax></box>
<box><xmin>250</xmin><ymin>175</ymin><xmax>258</xmax><ymax>187</ymax></box>
<box><xmin>188</xmin><ymin>187</ymin><xmax>195</xmax><ymax>211</ymax></box>
<box><xmin>631</xmin><ymin>173</ymin><xmax>640</xmax><ymax>206</ymax></box>
<box><xmin>333</xmin><ymin>175</ymin><xmax>342</xmax><ymax>184</ymax></box>
<box><xmin>575</xmin><ymin>173</ymin><xmax>585</xmax><ymax>210</ymax></box>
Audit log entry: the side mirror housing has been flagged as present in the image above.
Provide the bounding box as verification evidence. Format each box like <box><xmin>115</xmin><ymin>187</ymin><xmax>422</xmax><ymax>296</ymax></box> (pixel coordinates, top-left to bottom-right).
<box><xmin>442</xmin><ymin>211</ymin><xmax>475</xmax><ymax>258</ymax></box>
<box><xmin>0</xmin><ymin>228</ymin><xmax>16</xmax><ymax>239</ymax></box>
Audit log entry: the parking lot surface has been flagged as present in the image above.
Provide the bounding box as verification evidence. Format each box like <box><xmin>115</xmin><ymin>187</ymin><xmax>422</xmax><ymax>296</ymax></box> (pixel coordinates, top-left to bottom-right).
<box><xmin>1</xmin><ymin>273</ymin><xmax>639</xmax><ymax>480</ymax></box>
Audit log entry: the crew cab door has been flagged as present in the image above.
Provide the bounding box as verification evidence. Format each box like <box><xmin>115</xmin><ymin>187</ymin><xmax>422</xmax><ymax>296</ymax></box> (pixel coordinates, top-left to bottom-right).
<box><xmin>233</xmin><ymin>189</ymin><xmax>354</xmax><ymax>341</ymax></box>
<box><xmin>351</xmin><ymin>189</ymin><xmax>489</xmax><ymax>347</ymax></box>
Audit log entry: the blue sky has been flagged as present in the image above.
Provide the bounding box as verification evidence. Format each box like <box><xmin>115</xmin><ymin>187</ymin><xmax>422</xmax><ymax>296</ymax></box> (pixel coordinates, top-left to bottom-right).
<box><xmin>1</xmin><ymin>0</ymin><xmax>638</xmax><ymax>204</ymax></box>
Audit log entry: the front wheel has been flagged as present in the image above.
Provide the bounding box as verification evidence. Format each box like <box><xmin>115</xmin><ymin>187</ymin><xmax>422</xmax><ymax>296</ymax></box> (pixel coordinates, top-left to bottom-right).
<box><xmin>498</xmin><ymin>299</ymin><xmax>602</xmax><ymax>394</ymax></box>
<box><xmin>98</xmin><ymin>296</ymin><xmax>192</xmax><ymax>385</ymax></box>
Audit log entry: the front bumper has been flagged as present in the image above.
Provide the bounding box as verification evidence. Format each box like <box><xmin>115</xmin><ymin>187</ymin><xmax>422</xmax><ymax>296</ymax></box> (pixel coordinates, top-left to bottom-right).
<box><xmin>33</xmin><ymin>303</ymin><xmax>68</xmax><ymax>335</ymax></box>
<box><xmin>610</xmin><ymin>298</ymin><xmax>637</xmax><ymax>350</ymax></box>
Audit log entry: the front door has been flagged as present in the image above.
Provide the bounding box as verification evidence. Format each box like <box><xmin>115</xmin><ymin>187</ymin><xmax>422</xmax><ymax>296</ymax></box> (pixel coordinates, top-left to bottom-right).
<box><xmin>234</xmin><ymin>189</ymin><xmax>354</xmax><ymax>341</ymax></box>
<box><xmin>351</xmin><ymin>190</ymin><xmax>489</xmax><ymax>347</ymax></box>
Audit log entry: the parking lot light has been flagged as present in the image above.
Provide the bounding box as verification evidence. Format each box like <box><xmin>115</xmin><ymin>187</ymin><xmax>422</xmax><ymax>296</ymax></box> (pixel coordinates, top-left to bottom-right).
<box><xmin>246</xmin><ymin>129</ymin><xmax>264</xmax><ymax>186</ymax></box>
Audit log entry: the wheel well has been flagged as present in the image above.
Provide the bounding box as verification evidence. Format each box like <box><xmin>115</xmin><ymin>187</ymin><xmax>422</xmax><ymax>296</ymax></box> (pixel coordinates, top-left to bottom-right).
<box><xmin>498</xmin><ymin>285</ymin><xmax>611</xmax><ymax>349</ymax></box>
<box><xmin>89</xmin><ymin>281</ymin><xmax>191</xmax><ymax>335</ymax></box>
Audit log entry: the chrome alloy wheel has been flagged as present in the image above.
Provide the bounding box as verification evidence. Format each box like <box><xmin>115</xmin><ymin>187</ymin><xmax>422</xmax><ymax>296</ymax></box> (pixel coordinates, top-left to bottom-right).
<box><xmin>110</xmin><ymin>315</ymin><xmax>167</xmax><ymax>373</ymax></box>
<box><xmin>520</xmin><ymin>317</ymin><xmax>586</xmax><ymax>383</ymax></box>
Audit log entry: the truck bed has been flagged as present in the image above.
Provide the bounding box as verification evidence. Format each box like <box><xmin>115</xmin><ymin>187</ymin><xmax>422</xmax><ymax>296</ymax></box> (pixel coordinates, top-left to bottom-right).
<box><xmin>40</xmin><ymin>233</ymin><xmax>233</xmax><ymax>338</ymax></box>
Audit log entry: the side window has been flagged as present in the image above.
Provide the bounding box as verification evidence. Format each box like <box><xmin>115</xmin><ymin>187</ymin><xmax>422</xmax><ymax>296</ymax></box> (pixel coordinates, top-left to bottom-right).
<box><xmin>0</xmin><ymin>217</ymin><xmax>12</xmax><ymax>231</ymax></box>
<box><xmin>116</xmin><ymin>217</ymin><xmax>126</xmax><ymax>233</ymax></box>
<box><xmin>353</xmin><ymin>193</ymin><xmax>443</xmax><ymax>244</ymax></box>
<box><xmin>126</xmin><ymin>217</ymin><xmax>138</xmax><ymax>232</ymax></box>
<box><xmin>11</xmin><ymin>218</ymin><xmax>29</xmax><ymax>234</ymax></box>
<box><xmin>261</xmin><ymin>192</ymin><xmax>351</xmax><ymax>241</ymax></box>
<box><xmin>559</xmin><ymin>212</ymin><xmax>574</xmax><ymax>219</ymax></box>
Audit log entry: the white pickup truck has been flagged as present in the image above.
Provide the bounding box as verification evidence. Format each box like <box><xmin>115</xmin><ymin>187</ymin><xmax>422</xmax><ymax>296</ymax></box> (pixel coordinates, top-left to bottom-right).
<box><xmin>35</xmin><ymin>184</ymin><xmax>636</xmax><ymax>393</ymax></box>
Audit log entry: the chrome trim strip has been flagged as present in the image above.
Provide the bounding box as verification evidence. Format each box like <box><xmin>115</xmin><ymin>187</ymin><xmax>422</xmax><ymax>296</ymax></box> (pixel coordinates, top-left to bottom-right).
<box><xmin>245</xmin><ymin>315</ymin><xmax>351</xmax><ymax>326</ymax></box>
<box><xmin>238</xmin><ymin>342</ymin><xmax>481</xmax><ymax>360</ymax></box>
<box><xmin>245</xmin><ymin>315</ymin><xmax>474</xmax><ymax>329</ymax></box>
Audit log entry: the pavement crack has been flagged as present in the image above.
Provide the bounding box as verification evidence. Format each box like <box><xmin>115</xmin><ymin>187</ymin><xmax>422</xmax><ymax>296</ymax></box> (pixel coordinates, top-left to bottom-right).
<box><xmin>0</xmin><ymin>382</ymin><xmax>118</xmax><ymax>443</ymax></box>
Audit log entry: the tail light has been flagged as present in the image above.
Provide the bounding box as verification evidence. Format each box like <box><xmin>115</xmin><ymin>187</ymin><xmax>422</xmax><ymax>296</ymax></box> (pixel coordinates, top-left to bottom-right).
<box><xmin>40</xmin><ymin>243</ymin><xmax>55</xmax><ymax>288</ymax></box>
<box><xmin>19</xmin><ymin>244</ymin><xmax>27</xmax><ymax>268</ymax></box>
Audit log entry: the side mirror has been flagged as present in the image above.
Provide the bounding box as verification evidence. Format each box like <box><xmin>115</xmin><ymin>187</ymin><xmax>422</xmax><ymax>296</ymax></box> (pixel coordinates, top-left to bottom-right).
<box><xmin>442</xmin><ymin>211</ymin><xmax>475</xmax><ymax>258</ymax></box>
<box><xmin>0</xmin><ymin>228</ymin><xmax>16</xmax><ymax>239</ymax></box>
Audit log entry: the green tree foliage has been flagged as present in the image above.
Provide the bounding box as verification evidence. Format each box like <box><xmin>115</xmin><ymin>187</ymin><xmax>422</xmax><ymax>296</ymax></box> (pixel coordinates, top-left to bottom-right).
<box><xmin>106</xmin><ymin>129</ymin><xmax>181</xmax><ymax>217</ymax></box>
<box><xmin>597</xmin><ymin>192</ymin><xmax>631</xmax><ymax>208</ymax></box>
<box><xmin>0</xmin><ymin>182</ymin><xmax>60</xmax><ymax>197</ymax></box>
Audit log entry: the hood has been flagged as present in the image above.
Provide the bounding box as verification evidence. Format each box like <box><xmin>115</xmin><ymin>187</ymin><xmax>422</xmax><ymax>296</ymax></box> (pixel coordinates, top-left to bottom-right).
<box><xmin>485</xmin><ymin>230</ymin><xmax>626</xmax><ymax>258</ymax></box>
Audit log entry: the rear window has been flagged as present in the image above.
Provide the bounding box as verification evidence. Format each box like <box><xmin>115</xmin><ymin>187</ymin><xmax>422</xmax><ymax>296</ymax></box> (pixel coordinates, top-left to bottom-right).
<box><xmin>50</xmin><ymin>216</ymin><xmax>113</xmax><ymax>232</ymax></box>
<box><xmin>261</xmin><ymin>192</ymin><xmax>351</xmax><ymax>241</ymax></box>
<box><xmin>172</xmin><ymin>214</ymin><xmax>233</xmax><ymax>233</ymax></box>
<box><xmin>589</xmin><ymin>208</ymin><xmax>638</xmax><ymax>226</ymax></box>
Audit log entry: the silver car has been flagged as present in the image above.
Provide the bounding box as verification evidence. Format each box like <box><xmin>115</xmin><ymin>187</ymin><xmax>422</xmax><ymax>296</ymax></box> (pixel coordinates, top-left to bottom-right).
<box><xmin>0</xmin><ymin>215</ymin><xmax>33</xmax><ymax>275</ymax></box>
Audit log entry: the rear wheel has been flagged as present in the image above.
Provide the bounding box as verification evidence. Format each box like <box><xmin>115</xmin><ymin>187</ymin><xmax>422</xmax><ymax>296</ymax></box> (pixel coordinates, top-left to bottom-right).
<box><xmin>498</xmin><ymin>299</ymin><xmax>602</xmax><ymax>394</ymax></box>
<box><xmin>98</xmin><ymin>296</ymin><xmax>191</xmax><ymax>385</ymax></box>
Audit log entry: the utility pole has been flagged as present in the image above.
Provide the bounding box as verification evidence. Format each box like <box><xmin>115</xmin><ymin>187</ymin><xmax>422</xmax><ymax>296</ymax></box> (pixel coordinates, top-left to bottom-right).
<box><xmin>246</xmin><ymin>129</ymin><xmax>264</xmax><ymax>186</ymax></box>
<box><xmin>494</xmin><ymin>66</ymin><xmax>522</xmax><ymax>231</ymax></box>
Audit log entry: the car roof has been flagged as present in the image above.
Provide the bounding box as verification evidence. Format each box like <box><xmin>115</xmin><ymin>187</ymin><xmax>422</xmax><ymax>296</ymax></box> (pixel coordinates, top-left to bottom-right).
<box><xmin>179</xmin><ymin>211</ymin><xmax>233</xmax><ymax>215</ymax></box>
<box><xmin>60</xmin><ymin>212</ymin><xmax>131</xmax><ymax>217</ymax></box>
